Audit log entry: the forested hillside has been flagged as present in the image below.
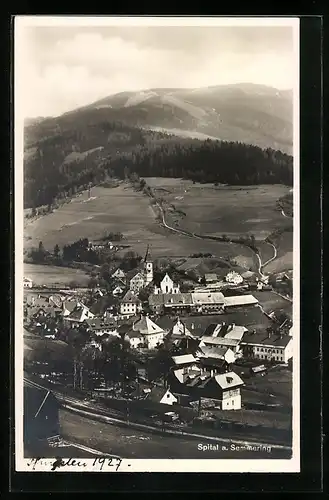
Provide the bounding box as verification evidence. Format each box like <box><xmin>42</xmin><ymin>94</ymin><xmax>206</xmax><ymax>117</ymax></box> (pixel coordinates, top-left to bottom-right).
<box><xmin>24</xmin><ymin>115</ymin><xmax>293</xmax><ymax>209</ymax></box>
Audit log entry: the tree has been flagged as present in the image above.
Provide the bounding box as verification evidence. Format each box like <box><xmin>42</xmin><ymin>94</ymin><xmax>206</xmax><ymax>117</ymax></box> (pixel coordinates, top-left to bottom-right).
<box><xmin>54</xmin><ymin>244</ymin><xmax>60</xmax><ymax>258</ymax></box>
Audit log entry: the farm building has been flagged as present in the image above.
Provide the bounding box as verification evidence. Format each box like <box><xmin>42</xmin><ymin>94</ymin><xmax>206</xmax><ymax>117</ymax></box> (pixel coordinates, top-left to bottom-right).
<box><xmin>24</xmin><ymin>377</ymin><xmax>61</xmax><ymax>451</ymax></box>
<box><xmin>146</xmin><ymin>387</ymin><xmax>178</xmax><ymax>406</ymax></box>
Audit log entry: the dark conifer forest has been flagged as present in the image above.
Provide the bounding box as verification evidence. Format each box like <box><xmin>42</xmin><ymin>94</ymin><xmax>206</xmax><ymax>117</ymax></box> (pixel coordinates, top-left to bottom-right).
<box><xmin>24</xmin><ymin>119</ymin><xmax>293</xmax><ymax>209</ymax></box>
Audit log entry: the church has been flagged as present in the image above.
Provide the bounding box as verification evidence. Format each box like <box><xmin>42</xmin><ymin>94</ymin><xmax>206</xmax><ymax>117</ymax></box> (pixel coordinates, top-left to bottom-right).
<box><xmin>128</xmin><ymin>246</ymin><xmax>154</xmax><ymax>293</ymax></box>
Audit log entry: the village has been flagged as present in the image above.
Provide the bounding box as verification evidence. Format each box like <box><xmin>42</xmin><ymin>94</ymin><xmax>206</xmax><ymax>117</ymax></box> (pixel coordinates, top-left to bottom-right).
<box><xmin>24</xmin><ymin>243</ymin><xmax>293</xmax><ymax>456</ymax></box>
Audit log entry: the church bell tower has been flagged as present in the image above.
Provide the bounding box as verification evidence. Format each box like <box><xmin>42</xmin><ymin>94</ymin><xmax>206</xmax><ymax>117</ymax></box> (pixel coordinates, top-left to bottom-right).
<box><xmin>144</xmin><ymin>245</ymin><xmax>153</xmax><ymax>285</ymax></box>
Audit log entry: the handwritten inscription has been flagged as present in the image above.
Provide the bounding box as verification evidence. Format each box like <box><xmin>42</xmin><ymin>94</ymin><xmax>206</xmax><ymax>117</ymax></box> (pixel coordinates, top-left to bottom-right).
<box><xmin>27</xmin><ymin>456</ymin><xmax>123</xmax><ymax>471</ymax></box>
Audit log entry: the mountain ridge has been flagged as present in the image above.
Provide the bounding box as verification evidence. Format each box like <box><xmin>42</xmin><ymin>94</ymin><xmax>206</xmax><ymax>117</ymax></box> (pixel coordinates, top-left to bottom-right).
<box><xmin>25</xmin><ymin>83</ymin><xmax>293</xmax><ymax>154</ymax></box>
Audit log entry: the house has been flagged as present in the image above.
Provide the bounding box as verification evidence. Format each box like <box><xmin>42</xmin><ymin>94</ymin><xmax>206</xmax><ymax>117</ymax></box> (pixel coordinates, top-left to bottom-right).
<box><xmin>204</xmin><ymin>322</ymin><xmax>248</xmax><ymax>341</ymax></box>
<box><xmin>23</xmin><ymin>277</ymin><xmax>33</xmax><ymax>288</ymax></box>
<box><xmin>112</xmin><ymin>285</ymin><xmax>125</xmax><ymax>297</ymax></box>
<box><xmin>129</xmin><ymin>272</ymin><xmax>145</xmax><ymax>294</ymax></box>
<box><xmin>225</xmin><ymin>271</ymin><xmax>243</xmax><ymax>285</ymax></box>
<box><xmin>64</xmin><ymin>303</ymin><xmax>95</xmax><ymax>325</ymax></box>
<box><xmin>146</xmin><ymin>387</ymin><xmax>178</xmax><ymax>406</ymax></box>
<box><xmin>199</xmin><ymin>336</ymin><xmax>242</xmax><ymax>355</ymax></box>
<box><xmin>196</xmin><ymin>344</ymin><xmax>236</xmax><ymax>367</ymax></box>
<box><xmin>85</xmin><ymin>317</ymin><xmax>118</xmax><ymax>337</ymax></box>
<box><xmin>24</xmin><ymin>377</ymin><xmax>61</xmax><ymax>448</ymax></box>
<box><xmin>125</xmin><ymin>330</ymin><xmax>144</xmax><ymax>349</ymax></box>
<box><xmin>130</xmin><ymin>314</ymin><xmax>165</xmax><ymax>349</ymax></box>
<box><xmin>120</xmin><ymin>291</ymin><xmax>142</xmax><ymax>317</ymax></box>
<box><xmin>223</xmin><ymin>294</ymin><xmax>258</xmax><ymax>309</ymax></box>
<box><xmin>240</xmin><ymin>330</ymin><xmax>293</xmax><ymax>363</ymax></box>
<box><xmin>172</xmin><ymin>354</ymin><xmax>199</xmax><ymax>369</ymax></box>
<box><xmin>154</xmin><ymin>273</ymin><xmax>180</xmax><ymax>295</ymax></box>
<box><xmin>170</xmin><ymin>369</ymin><xmax>244</xmax><ymax>411</ymax></box>
<box><xmin>191</xmin><ymin>291</ymin><xmax>225</xmax><ymax>314</ymax></box>
<box><xmin>111</xmin><ymin>268</ymin><xmax>126</xmax><ymax>281</ymax></box>
<box><xmin>206</xmin><ymin>372</ymin><xmax>244</xmax><ymax>410</ymax></box>
<box><xmin>204</xmin><ymin>273</ymin><xmax>218</xmax><ymax>284</ymax></box>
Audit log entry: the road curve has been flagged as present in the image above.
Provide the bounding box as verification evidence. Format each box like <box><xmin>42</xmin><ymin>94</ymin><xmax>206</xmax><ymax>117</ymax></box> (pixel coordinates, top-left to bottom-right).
<box><xmin>156</xmin><ymin>201</ymin><xmax>277</xmax><ymax>279</ymax></box>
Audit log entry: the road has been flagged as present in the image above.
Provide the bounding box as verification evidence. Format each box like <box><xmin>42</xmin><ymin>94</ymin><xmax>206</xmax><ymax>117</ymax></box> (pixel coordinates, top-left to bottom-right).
<box><xmin>156</xmin><ymin>201</ymin><xmax>277</xmax><ymax>279</ymax></box>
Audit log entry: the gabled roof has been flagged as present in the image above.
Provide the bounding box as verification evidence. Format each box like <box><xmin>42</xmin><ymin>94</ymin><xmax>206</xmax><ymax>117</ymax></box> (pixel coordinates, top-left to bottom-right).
<box><xmin>214</xmin><ymin>372</ymin><xmax>244</xmax><ymax>390</ymax></box>
<box><xmin>146</xmin><ymin>387</ymin><xmax>171</xmax><ymax>403</ymax></box>
<box><xmin>132</xmin><ymin>315</ymin><xmax>164</xmax><ymax>336</ymax></box>
<box><xmin>172</xmin><ymin>354</ymin><xmax>197</xmax><ymax>366</ymax></box>
<box><xmin>130</xmin><ymin>271</ymin><xmax>144</xmax><ymax>282</ymax></box>
<box><xmin>121</xmin><ymin>291</ymin><xmax>141</xmax><ymax>304</ymax></box>
<box><xmin>163</xmin><ymin>293</ymin><xmax>193</xmax><ymax>306</ymax></box>
<box><xmin>204</xmin><ymin>323</ymin><xmax>248</xmax><ymax>341</ymax></box>
<box><xmin>196</xmin><ymin>345</ymin><xmax>229</xmax><ymax>359</ymax></box>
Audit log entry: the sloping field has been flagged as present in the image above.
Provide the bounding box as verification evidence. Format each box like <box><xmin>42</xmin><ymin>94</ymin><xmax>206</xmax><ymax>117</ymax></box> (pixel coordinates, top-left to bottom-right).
<box><xmin>265</xmin><ymin>230</ymin><xmax>293</xmax><ymax>273</ymax></box>
<box><xmin>145</xmin><ymin>178</ymin><xmax>291</xmax><ymax>240</ymax></box>
<box><xmin>24</xmin><ymin>183</ymin><xmax>258</xmax><ymax>268</ymax></box>
<box><xmin>24</xmin><ymin>263</ymin><xmax>90</xmax><ymax>286</ymax></box>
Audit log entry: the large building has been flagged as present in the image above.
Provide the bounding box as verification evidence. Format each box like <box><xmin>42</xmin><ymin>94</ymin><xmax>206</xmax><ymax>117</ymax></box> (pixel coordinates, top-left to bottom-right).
<box><xmin>240</xmin><ymin>330</ymin><xmax>293</xmax><ymax>363</ymax></box>
<box><xmin>149</xmin><ymin>290</ymin><xmax>258</xmax><ymax>315</ymax></box>
<box><xmin>154</xmin><ymin>273</ymin><xmax>180</xmax><ymax>295</ymax></box>
<box><xmin>125</xmin><ymin>314</ymin><xmax>166</xmax><ymax>349</ymax></box>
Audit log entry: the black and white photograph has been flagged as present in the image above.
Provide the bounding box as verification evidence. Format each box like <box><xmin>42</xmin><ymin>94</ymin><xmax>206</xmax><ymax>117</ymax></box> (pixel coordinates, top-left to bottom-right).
<box><xmin>15</xmin><ymin>16</ymin><xmax>300</xmax><ymax>473</ymax></box>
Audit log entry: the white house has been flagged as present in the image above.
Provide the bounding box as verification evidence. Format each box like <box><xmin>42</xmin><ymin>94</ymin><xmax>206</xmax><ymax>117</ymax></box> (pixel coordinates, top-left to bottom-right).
<box><xmin>85</xmin><ymin>318</ymin><xmax>119</xmax><ymax>337</ymax></box>
<box><xmin>125</xmin><ymin>330</ymin><xmax>144</xmax><ymax>349</ymax></box>
<box><xmin>225</xmin><ymin>271</ymin><xmax>243</xmax><ymax>285</ymax></box>
<box><xmin>129</xmin><ymin>272</ymin><xmax>145</xmax><ymax>294</ymax></box>
<box><xmin>111</xmin><ymin>268</ymin><xmax>126</xmax><ymax>280</ymax></box>
<box><xmin>240</xmin><ymin>331</ymin><xmax>293</xmax><ymax>363</ymax></box>
<box><xmin>154</xmin><ymin>273</ymin><xmax>180</xmax><ymax>295</ymax></box>
<box><xmin>211</xmin><ymin>372</ymin><xmax>244</xmax><ymax>410</ymax></box>
<box><xmin>146</xmin><ymin>387</ymin><xmax>178</xmax><ymax>406</ymax></box>
<box><xmin>23</xmin><ymin>277</ymin><xmax>33</xmax><ymax>288</ymax></box>
<box><xmin>131</xmin><ymin>315</ymin><xmax>165</xmax><ymax>349</ymax></box>
<box><xmin>64</xmin><ymin>303</ymin><xmax>95</xmax><ymax>325</ymax></box>
<box><xmin>120</xmin><ymin>291</ymin><xmax>142</xmax><ymax>317</ymax></box>
<box><xmin>112</xmin><ymin>285</ymin><xmax>125</xmax><ymax>297</ymax></box>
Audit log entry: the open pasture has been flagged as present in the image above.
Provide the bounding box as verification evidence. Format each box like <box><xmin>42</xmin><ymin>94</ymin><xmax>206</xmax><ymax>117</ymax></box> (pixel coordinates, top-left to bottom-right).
<box><xmin>264</xmin><ymin>230</ymin><xmax>293</xmax><ymax>273</ymax></box>
<box><xmin>145</xmin><ymin>178</ymin><xmax>291</xmax><ymax>240</ymax></box>
<box><xmin>24</xmin><ymin>263</ymin><xmax>90</xmax><ymax>286</ymax></box>
<box><xmin>24</xmin><ymin>183</ymin><xmax>256</xmax><ymax>269</ymax></box>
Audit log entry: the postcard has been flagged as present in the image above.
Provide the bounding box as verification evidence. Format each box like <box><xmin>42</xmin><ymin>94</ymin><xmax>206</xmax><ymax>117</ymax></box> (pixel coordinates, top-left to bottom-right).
<box><xmin>15</xmin><ymin>15</ymin><xmax>300</xmax><ymax>473</ymax></box>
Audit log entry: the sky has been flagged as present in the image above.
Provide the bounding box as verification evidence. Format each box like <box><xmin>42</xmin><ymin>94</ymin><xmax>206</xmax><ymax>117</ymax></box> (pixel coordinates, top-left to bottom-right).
<box><xmin>16</xmin><ymin>22</ymin><xmax>297</xmax><ymax>118</ymax></box>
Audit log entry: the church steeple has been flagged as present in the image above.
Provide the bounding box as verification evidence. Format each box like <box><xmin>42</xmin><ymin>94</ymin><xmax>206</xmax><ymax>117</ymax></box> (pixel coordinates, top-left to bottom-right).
<box><xmin>143</xmin><ymin>245</ymin><xmax>153</xmax><ymax>284</ymax></box>
<box><xmin>144</xmin><ymin>244</ymin><xmax>152</xmax><ymax>263</ymax></box>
